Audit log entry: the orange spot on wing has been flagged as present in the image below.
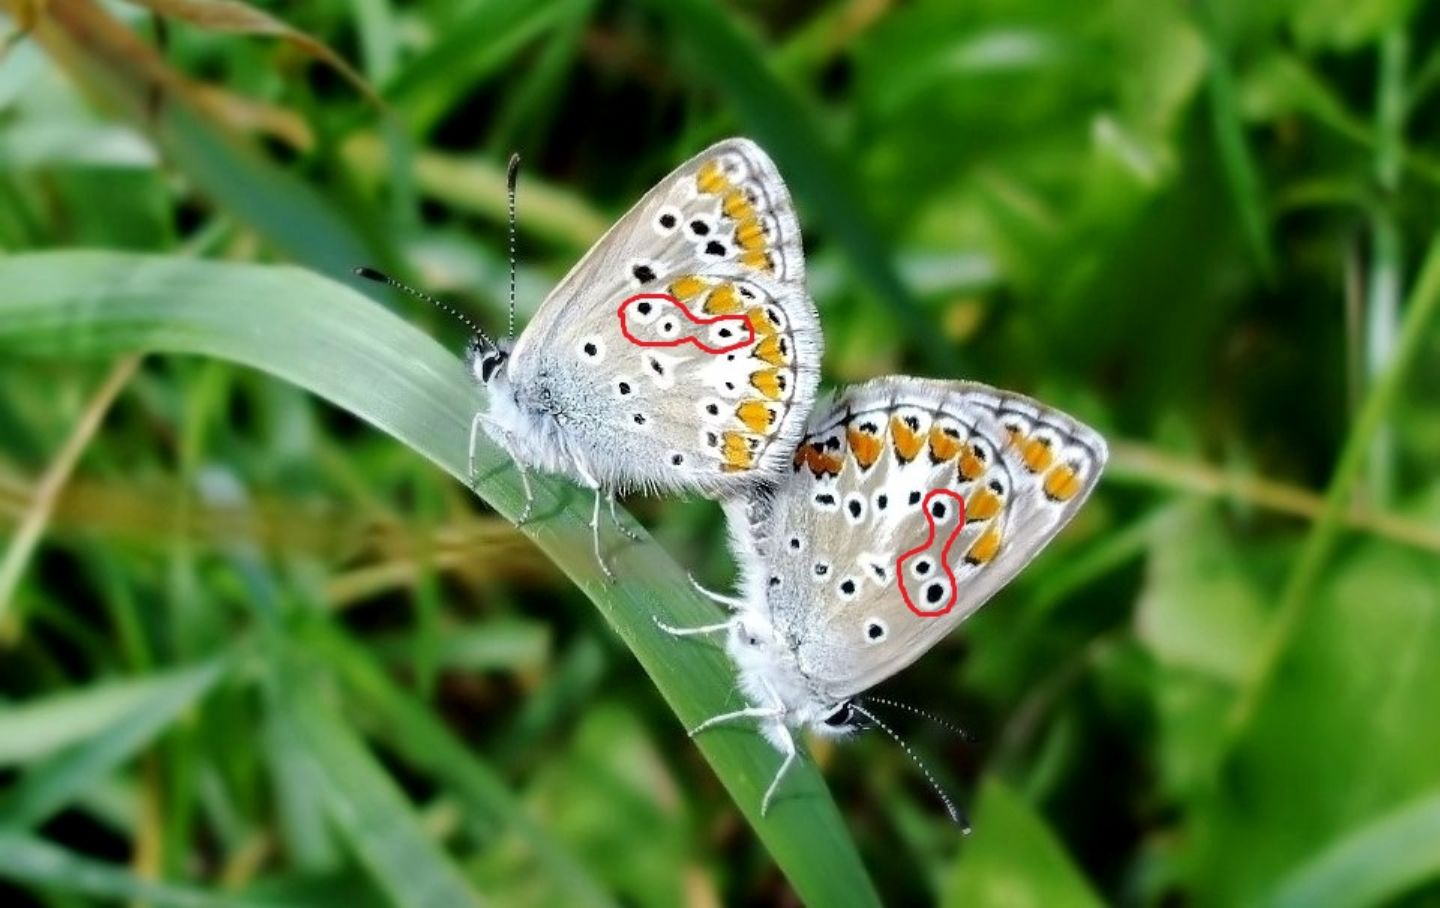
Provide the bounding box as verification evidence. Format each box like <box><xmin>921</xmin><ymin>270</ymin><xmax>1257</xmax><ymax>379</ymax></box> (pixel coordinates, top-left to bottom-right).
<box><xmin>722</xmin><ymin>431</ymin><xmax>756</xmax><ymax>469</ymax></box>
<box><xmin>746</xmin><ymin>306</ymin><xmax>778</xmax><ymax>336</ymax></box>
<box><xmin>753</xmin><ymin>335</ymin><xmax>787</xmax><ymax>367</ymax></box>
<box><xmin>741</xmin><ymin>249</ymin><xmax>772</xmax><ymax>272</ymax></box>
<box><xmin>736</xmin><ymin>400</ymin><xmax>774</xmax><ymax>434</ymax></box>
<box><xmin>735</xmin><ymin>218</ymin><xmax>766</xmax><ymax>251</ymax></box>
<box><xmin>750</xmin><ymin>369</ymin><xmax>784</xmax><ymax>400</ymax></box>
<box><xmin>1044</xmin><ymin>464</ymin><xmax>1082</xmax><ymax>501</ymax></box>
<box><xmin>967</xmin><ymin>488</ymin><xmax>1002</xmax><ymax>521</ymax></box>
<box><xmin>847</xmin><ymin>426</ymin><xmax>883</xmax><ymax>470</ymax></box>
<box><xmin>965</xmin><ymin>525</ymin><xmax>1002</xmax><ymax>565</ymax></box>
<box><xmin>723</xmin><ymin>190</ymin><xmax>755</xmax><ymax>222</ymax></box>
<box><xmin>697</xmin><ymin>160</ymin><xmax>728</xmax><ymax>195</ymax></box>
<box><xmin>1021</xmin><ymin>437</ymin><xmax>1054</xmax><ymax>473</ymax></box>
<box><xmin>796</xmin><ymin>442</ymin><xmax>842</xmax><ymax>478</ymax></box>
<box><xmin>928</xmin><ymin>427</ymin><xmax>963</xmax><ymax>463</ymax></box>
<box><xmin>669</xmin><ymin>275</ymin><xmax>705</xmax><ymax>300</ymax></box>
<box><xmin>957</xmin><ymin>445</ymin><xmax>985</xmax><ymax>482</ymax></box>
<box><xmin>704</xmin><ymin>284</ymin><xmax>741</xmax><ymax>314</ymax></box>
<box><xmin>890</xmin><ymin>416</ymin><xmax>924</xmax><ymax>463</ymax></box>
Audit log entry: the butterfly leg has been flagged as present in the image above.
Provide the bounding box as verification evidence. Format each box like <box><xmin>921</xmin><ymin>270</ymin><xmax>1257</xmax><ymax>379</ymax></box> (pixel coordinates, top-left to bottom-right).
<box><xmin>687</xmin><ymin>574</ymin><xmax>747</xmax><ymax>611</ymax></box>
<box><xmin>687</xmin><ymin>704</ymin><xmax>784</xmax><ymax>737</ymax></box>
<box><xmin>606</xmin><ymin>491</ymin><xmax>642</xmax><ymax>542</ymax></box>
<box><xmin>514</xmin><ymin>463</ymin><xmax>534</xmax><ymax>526</ymax></box>
<box><xmin>654</xmin><ymin>615</ymin><xmax>737</xmax><ymax>637</ymax></box>
<box><xmin>470</xmin><ymin>412</ymin><xmax>534</xmax><ymax>524</ymax></box>
<box><xmin>761</xmin><ymin>726</ymin><xmax>797</xmax><ymax>817</ymax></box>
<box><xmin>574</xmin><ymin>460</ymin><xmax>615</xmax><ymax>581</ymax></box>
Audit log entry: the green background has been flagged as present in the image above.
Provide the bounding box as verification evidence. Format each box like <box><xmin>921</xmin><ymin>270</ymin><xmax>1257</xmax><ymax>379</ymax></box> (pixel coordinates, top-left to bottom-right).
<box><xmin>2</xmin><ymin>0</ymin><xmax>1439</xmax><ymax>905</ymax></box>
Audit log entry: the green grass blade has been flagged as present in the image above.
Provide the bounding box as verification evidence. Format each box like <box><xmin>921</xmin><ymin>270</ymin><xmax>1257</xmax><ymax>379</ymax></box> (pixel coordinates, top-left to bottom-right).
<box><xmin>0</xmin><ymin>831</ymin><xmax>275</xmax><ymax>907</ymax></box>
<box><xmin>0</xmin><ymin>656</ymin><xmax>228</xmax><ymax>830</ymax></box>
<box><xmin>0</xmin><ymin>250</ymin><xmax>883</xmax><ymax>907</ymax></box>
<box><xmin>1228</xmin><ymin>233</ymin><xmax>1440</xmax><ymax>740</ymax></box>
<box><xmin>1266</xmin><ymin>791</ymin><xmax>1440</xmax><ymax>908</ymax></box>
<box><xmin>1196</xmin><ymin>0</ymin><xmax>1278</xmax><ymax>284</ymax></box>
<box><xmin>303</xmin><ymin>618</ymin><xmax>617</xmax><ymax>908</ymax></box>
<box><xmin>278</xmin><ymin>662</ymin><xmax>486</xmax><ymax>908</ymax></box>
<box><xmin>642</xmin><ymin>0</ymin><xmax>947</xmax><ymax>371</ymax></box>
<box><xmin>0</xmin><ymin>664</ymin><xmax>216</xmax><ymax>766</ymax></box>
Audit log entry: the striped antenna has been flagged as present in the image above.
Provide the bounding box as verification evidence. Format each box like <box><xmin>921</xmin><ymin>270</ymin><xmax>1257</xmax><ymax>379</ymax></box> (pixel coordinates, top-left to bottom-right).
<box><xmin>506</xmin><ymin>152</ymin><xmax>520</xmax><ymax>340</ymax></box>
<box><xmin>354</xmin><ymin>267</ymin><xmax>493</xmax><ymax>347</ymax></box>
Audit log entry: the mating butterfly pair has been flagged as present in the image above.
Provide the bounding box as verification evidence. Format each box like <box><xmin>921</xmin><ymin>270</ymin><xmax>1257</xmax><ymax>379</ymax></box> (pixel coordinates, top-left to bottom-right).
<box><xmin>446</xmin><ymin>140</ymin><xmax>1107</xmax><ymax>821</ymax></box>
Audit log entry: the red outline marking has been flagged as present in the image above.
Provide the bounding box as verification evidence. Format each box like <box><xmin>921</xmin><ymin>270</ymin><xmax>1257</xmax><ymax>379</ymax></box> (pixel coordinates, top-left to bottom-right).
<box><xmin>618</xmin><ymin>292</ymin><xmax>755</xmax><ymax>355</ymax></box>
<box><xmin>896</xmin><ymin>489</ymin><xmax>969</xmax><ymax>618</ymax></box>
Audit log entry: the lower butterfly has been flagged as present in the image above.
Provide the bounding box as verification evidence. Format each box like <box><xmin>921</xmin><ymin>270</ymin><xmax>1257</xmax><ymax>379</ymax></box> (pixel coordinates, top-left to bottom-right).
<box><xmin>661</xmin><ymin>376</ymin><xmax>1107</xmax><ymax>822</ymax></box>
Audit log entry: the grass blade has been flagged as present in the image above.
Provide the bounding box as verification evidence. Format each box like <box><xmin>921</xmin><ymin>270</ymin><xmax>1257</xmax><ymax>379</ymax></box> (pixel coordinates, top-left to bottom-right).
<box><xmin>1227</xmin><ymin>233</ymin><xmax>1440</xmax><ymax>741</ymax></box>
<box><xmin>0</xmin><ymin>656</ymin><xmax>228</xmax><ymax>830</ymax></box>
<box><xmin>0</xmin><ymin>354</ymin><xmax>140</xmax><ymax>639</ymax></box>
<box><xmin>0</xmin><ymin>251</ymin><xmax>883</xmax><ymax>907</ymax></box>
<box><xmin>1196</xmin><ymin>0</ymin><xmax>1278</xmax><ymax>283</ymax></box>
<box><xmin>304</xmin><ymin>618</ymin><xmax>617</xmax><ymax>908</ymax></box>
<box><xmin>278</xmin><ymin>661</ymin><xmax>486</xmax><ymax>908</ymax></box>
<box><xmin>0</xmin><ymin>831</ymin><xmax>275</xmax><ymax>907</ymax></box>
<box><xmin>1267</xmin><ymin>792</ymin><xmax>1440</xmax><ymax>908</ymax></box>
<box><xmin>0</xmin><ymin>663</ymin><xmax>211</xmax><ymax>766</ymax></box>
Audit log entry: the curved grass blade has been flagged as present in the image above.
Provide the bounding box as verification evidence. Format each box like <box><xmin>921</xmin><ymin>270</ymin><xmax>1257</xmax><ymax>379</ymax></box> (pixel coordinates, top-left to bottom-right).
<box><xmin>277</xmin><ymin>657</ymin><xmax>486</xmax><ymax>908</ymax></box>
<box><xmin>0</xmin><ymin>831</ymin><xmax>277</xmax><ymax>907</ymax></box>
<box><xmin>0</xmin><ymin>250</ymin><xmax>883</xmax><ymax>908</ymax></box>
<box><xmin>1267</xmin><ymin>792</ymin><xmax>1440</xmax><ymax>908</ymax></box>
<box><xmin>0</xmin><ymin>656</ymin><xmax>228</xmax><ymax>830</ymax></box>
<box><xmin>304</xmin><ymin>618</ymin><xmax>617</xmax><ymax>908</ymax></box>
<box><xmin>0</xmin><ymin>662</ymin><xmax>214</xmax><ymax>766</ymax></box>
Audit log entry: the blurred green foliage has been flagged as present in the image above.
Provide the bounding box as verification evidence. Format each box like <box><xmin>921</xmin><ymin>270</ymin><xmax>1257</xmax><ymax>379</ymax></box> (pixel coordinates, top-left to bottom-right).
<box><xmin>1</xmin><ymin>0</ymin><xmax>1439</xmax><ymax>905</ymax></box>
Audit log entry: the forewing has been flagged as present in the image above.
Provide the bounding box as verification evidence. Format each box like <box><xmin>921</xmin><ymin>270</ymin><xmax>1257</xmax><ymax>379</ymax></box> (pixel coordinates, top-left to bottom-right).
<box><xmin>510</xmin><ymin>137</ymin><xmax>806</xmax><ymax>365</ymax></box>
<box><xmin>508</xmin><ymin>139</ymin><xmax>820</xmax><ymax>493</ymax></box>
<box><xmin>750</xmin><ymin>377</ymin><xmax>1107</xmax><ymax>701</ymax></box>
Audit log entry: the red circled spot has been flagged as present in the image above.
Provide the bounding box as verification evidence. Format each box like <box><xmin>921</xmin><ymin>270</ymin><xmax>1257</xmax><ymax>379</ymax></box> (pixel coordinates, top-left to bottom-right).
<box><xmin>618</xmin><ymin>292</ymin><xmax>755</xmax><ymax>355</ymax></box>
<box><xmin>896</xmin><ymin>488</ymin><xmax>969</xmax><ymax>618</ymax></box>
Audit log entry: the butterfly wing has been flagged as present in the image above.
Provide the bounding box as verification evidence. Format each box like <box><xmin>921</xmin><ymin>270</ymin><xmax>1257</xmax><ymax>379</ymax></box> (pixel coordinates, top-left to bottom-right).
<box><xmin>740</xmin><ymin>377</ymin><xmax>1107</xmax><ymax>701</ymax></box>
<box><xmin>506</xmin><ymin>139</ymin><xmax>818</xmax><ymax>494</ymax></box>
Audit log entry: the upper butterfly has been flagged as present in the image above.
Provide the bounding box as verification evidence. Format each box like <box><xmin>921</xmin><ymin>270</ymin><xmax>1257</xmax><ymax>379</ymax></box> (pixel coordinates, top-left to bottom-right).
<box><xmin>469</xmin><ymin>139</ymin><xmax>821</xmax><ymax>577</ymax></box>
<box><xmin>662</xmin><ymin>377</ymin><xmax>1107</xmax><ymax>820</ymax></box>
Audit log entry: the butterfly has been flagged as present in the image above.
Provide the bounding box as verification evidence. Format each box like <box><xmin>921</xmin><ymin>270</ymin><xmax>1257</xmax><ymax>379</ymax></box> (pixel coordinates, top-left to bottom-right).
<box><xmin>465</xmin><ymin>139</ymin><xmax>822</xmax><ymax>578</ymax></box>
<box><xmin>661</xmin><ymin>377</ymin><xmax>1107</xmax><ymax>819</ymax></box>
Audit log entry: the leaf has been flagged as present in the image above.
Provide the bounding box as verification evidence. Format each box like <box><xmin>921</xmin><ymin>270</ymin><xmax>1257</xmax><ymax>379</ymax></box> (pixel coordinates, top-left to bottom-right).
<box><xmin>0</xmin><ymin>250</ymin><xmax>883</xmax><ymax>908</ymax></box>
<box><xmin>305</xmin><ymin>619</ymin><xmax>617</xmax><ymax>908</ymax></box>
<box><xmin>1183</xmin><ymin>543</ymin><xmax>1440</xmax><ymax>904</ymax></box>
<box><xmin>278</xmin><ymin>662</ymin><xmax>486</xmax><ymax>908</ymax></box>
<box><xmin>0</xmin><ymin>831</ymin><xmax>276</xmax><ymax>907</ymax></box>
<box><xmin>0</xmin><ymin>656</ymin><xmax>228</xmax><ymax>830</ymax></box>
<box><xmin>941</xmin><ymin>778</ymin><xmax>1104</xmax><ymax>908</ymax></box>
<box><xmin>119</xmin><ymin>0</ymin><xmax>382</xmax><ymax>107</ymax></box>
<box><xmin>1266</xmin><ymin>791</ymin><xmax>1440</xmax><ymax>908</ymax></box>
<box><xmin>0</xmin><ymin>663</ymin><xmax>213</xmax><ymax>766</ymax></box>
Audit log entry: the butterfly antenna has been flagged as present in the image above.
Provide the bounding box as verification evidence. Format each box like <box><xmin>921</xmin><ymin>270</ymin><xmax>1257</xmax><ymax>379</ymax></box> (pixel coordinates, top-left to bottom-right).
<box><xmin>851</xmin><ymin>702</ymin><xmax>970</xmax><ymax>833</ymax></box>
<box><xmin>506</xmin><ymin>152</ymin><xmax>520</xmax><ymax>341</ymax></box>
<box><xmin>354</xmin><ymin>267</ymin><xmax>493</xmax><ymax>346</ymax></box>
<box><xmin>864</xmin><ymin>696</ymin><xmax>975</xmax><ymax>742</ymax></box>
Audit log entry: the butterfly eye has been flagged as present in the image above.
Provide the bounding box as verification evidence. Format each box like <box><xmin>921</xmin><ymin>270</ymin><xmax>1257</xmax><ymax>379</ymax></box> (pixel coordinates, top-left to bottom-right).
<box><xmin>823</xmin><ymin>702</ymin><xmax>855</xmax><ymax>727</ymax></box>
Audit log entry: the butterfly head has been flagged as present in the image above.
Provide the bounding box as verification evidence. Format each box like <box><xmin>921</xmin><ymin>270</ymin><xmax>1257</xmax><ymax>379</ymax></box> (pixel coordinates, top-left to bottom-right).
<box><xmin>466</xmin><ymin>335</ymin><xmax>512</xmax><ymax>386</ymax></box>
<box><xmin>817</xmin><ymin>699</ymin><xmax>862</xmax><ymax>736</ymax></box>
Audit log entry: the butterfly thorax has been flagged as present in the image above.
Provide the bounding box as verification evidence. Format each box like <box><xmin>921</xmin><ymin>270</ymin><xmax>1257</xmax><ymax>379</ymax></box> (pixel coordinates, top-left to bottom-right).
<box><xmin>724</xmin><ymin>612</ymin><xmax>851</xmax><ymax>740</ymax></box>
